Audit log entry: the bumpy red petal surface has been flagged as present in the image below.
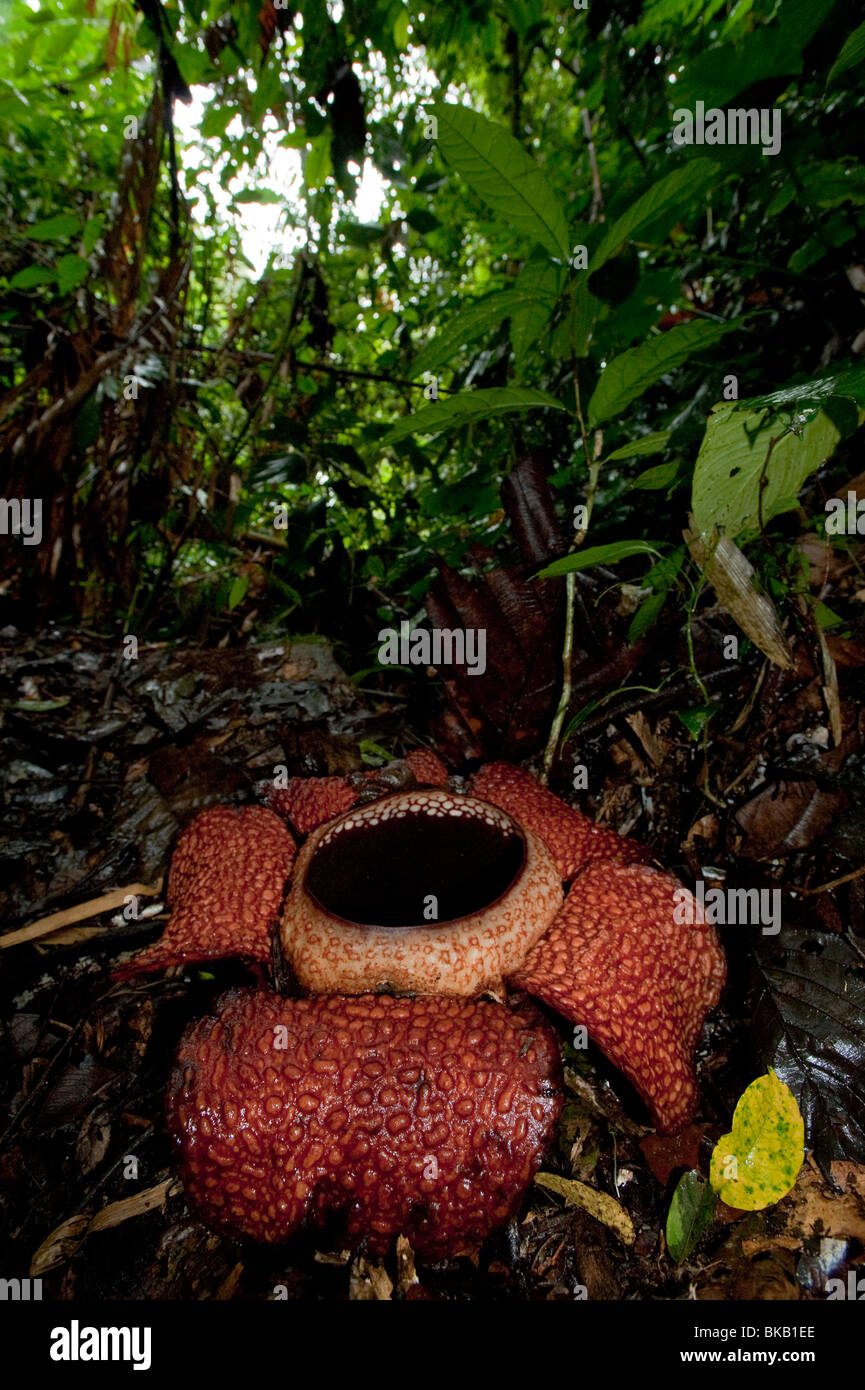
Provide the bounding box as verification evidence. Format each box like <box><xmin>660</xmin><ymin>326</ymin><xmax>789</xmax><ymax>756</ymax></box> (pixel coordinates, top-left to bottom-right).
<box><xmin>510</xmin><ymin>861</ymin><xmax>725</xmax><ymax>1133</ymax></box>
<box><xmin>264</xmin><ymin>776</ymin><xmax>359</xmax><ymax>835</ymax></box>
<box><xmin>471</xmin><ymin>761</ymin><xmax>648</xmax><ymax>880</ymax></box>
<box><xmin>401</xmin><ymin>748</ymin><xmax>450</xmax><ymax>787</ymax></box>
<box><xmin>114</xmin><ymin>805</ymin><xmax>296</xmax><ymax>979</ymax></box>
<box><xmin>167</xmin><ymin>989</ymin><xmax>562</xmax><ymax>1258</ymax></box>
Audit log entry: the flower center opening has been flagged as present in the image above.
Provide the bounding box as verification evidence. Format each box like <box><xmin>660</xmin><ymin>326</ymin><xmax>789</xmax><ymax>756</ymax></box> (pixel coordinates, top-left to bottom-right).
<box><xmin>304</xmin><ymin>800</ymin><xmax>526</xmax><ymax>928</ymax></box>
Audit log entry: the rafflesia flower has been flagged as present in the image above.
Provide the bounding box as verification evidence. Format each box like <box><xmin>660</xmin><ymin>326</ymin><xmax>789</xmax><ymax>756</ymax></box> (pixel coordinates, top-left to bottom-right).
<box><xmin>118</xmin><ymin>752</ymin><xmax>724</xmax><ymax>1258</ymax></box>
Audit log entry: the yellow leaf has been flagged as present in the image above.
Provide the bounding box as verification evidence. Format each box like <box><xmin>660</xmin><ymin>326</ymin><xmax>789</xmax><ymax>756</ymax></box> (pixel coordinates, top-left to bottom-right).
<box><xmin>709</xmin><ymin>1070</ymin><xmax>804</xmax><ymax>1210</ymax></box>
<box><xmin>534</xmin><ymin>1171</ymin><xmax>635</xmax><ymax>1245</ymax></box>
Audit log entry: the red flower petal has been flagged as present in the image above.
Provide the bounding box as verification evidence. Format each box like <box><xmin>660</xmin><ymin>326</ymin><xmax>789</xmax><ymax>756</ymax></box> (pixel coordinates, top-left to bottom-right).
<box><xmin>264</xmin><ymin>776</ymin><xmax>358</xmax><ymax>835</ymax></box>
<box><xmin>471</xmin><ymin>761</ymin><xmax>647</xmax><ymax>880</ymax></box>
<box><xmin>167</xmin><ymin>989</ymin><xmax>562</xmax><ymax>1257</ymax></box>
<box><xmin>113</xmin><ymin>805</ymin><xmax>296</xmax><ymax>978</ymax></box>
<box><xmin>510</xmin><ymin>861</ymin><xmax>725</xmax><ymax>1133</ymax></box>
<box><xmin>402</xmin><ymin>748</ymin><xmax>450</xmax><ymax>787</ymax></box>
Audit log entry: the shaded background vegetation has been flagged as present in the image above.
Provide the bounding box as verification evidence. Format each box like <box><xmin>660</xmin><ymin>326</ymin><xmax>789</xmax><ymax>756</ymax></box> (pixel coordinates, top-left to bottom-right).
<box><xmin>2</xmin><ymin>0</ymin><xmax>864</xmax><ymax>671</ymax></box>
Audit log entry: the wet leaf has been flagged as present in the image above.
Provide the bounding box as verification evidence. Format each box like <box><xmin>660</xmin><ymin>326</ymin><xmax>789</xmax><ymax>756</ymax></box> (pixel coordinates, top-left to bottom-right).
<box><xmin>752</xmin><ymin>931</ymin><xmax>865</xmax><ymax>1163</ymax></box>
<box><xmin>709</xmin><ymin>1070</ymin><xmax>805</xmax><ymax>1210</ymax></box>
<box><xmin>666</xmin><ymin>1169</ymin><xmax>716</xmax><ymax>1263</ymax></box>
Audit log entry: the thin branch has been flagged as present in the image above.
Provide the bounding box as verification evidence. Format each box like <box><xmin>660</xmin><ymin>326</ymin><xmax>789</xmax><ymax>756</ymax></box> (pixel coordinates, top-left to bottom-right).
<box><xmin>186</xmin><ymin>344</ymin><xmax>443</xmax><ymax>394</ymax></box>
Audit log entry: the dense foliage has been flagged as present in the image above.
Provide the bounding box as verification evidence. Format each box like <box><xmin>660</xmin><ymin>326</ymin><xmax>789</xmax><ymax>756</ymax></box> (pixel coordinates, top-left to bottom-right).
<box><xmin>2</xmin><ymin>0</ymin><xmax>864</xmax><ymax>696</ymax></box>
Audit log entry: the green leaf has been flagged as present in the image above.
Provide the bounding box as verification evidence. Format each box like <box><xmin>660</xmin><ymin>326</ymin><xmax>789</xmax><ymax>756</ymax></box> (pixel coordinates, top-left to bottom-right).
<box><xmin>233</xmin><ymin>188</ymin><xmax>283</xmax><ymax>204</ymax></box>
<box><xmin>592</xmin><ymin>160</ymin><xmax>719</xmax><ymax>273</ymax></box>
<box><xmin>381</xmin><ymin>387</ymin><xmax>568</xmax><ymax>446</ymax></box>
<box><xmin>82</xmin><ymin>215</ymin><xmax>105</xmax><ymax>255</ymax></box>
<box><xmin>9</xmin><ymin>264</ymin><xmax>55</xmax><ymax>289</ymax></box>
<box><xmin>411</xmin><ymin>290</ymin><xmax>517</xmax><ymax>377</ymax></box>
<box><xmin>588</xmin><ymin>319</ymin><xmax>740</xmax><ymax>427</ymax></box>
<box><xmin>392</xmin><ymin>7</ymin><xmax>410</xmax><ymax>49</ymax></box>
<box><xmin>674</xmin><ymin>42</ymin><xmax>802</xmax><ymax>111</ymax></box>
<box><xmin>228</xmin><ymin>574</ymin><xmax>249</xmax><ymax>610</ymax></box>
<box><xmin>358</xmin><ymin>738</ymin><xmax>394</xmax><ymax>766</ymax></box>
<box><xmin>304</xmin><ymin>133</ymin><xmax>332</xmax><ymax>189</ymax></box>
<box><xmin>709</xmin><ymin>1070</ymin><xmax>805</xmax><ymax>1210</ymax></box>
<box><xmin>813</xmin><ymin>601</ymin><xmax>843</xmax><ymax>629</ymax></box>
<box><xmin>431</xmin><ymin>103</ymin><xmax>569</xmax><ymax>260</ymax></box>
<box><xmin>628</xmin><ymin>588</ymin><xmax>668</xmax><ymax>643</ymax></box>
<box><xmin>536</xmin><ymin>540</ymin><xmax>664</xmax><ymax>578</ymax></box>
<box><xmin>632</xmin><ymin>461</ymin><xmax>681</xmax><ymax>491</ymax></box>
<box><xmin>676</xmin><ymin>703</ymin><xmax>716</xmax><ymax>738</ymax></box>
<box><xmin>510</xmin><ymin>257</ymin><xmax>562</xmax><ymax>372</ymax></box>
<box><xmin>28</xmin><ymin>212</ymin><xmax>80</xmax><ymax>242</ymax></box>
<box><xmin>606</xmin><ymin>430</ymin><xmax>672</xmax><ymax>462</ymax></box>
<box><xmin>691</xmin><ymin>394</ymin><xmax>863</xmax><ymax>541</ymax></box>
<box><xmin>828</xmin><ymin>21</ymin><xmax>865</xmax><ymax>86</ymax></box>
<box><xmin>56</xmin><ymin>252</ymin><xmax>88</xmax><ymax>294</ymax></box>
<box><xmin>729</xmin><ymin>362</ymin><xmax>865</xmax><ymax>419</ymax></box>
<box><xmin>200</xmin><ymin>102</ymin><xmax>235</xmax><ymax>139</ymax></box>
<box><xmin>666</xmin><ymin>1171</ymin><xmax>717</xmax><ymax>1263</ymax></box>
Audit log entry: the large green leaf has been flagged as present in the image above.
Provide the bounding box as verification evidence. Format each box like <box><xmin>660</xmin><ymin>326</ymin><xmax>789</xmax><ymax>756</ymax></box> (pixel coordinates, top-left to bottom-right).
<box><xmin>411</xmin><ymin>286</ymin><xmax>549</xmax><ymax>378</ymax></box>
<box><xmin>592</xmin><ymin>160</ymin><xmax>718</xmax><ymax>273</ymax></box>
<box><xmin>691</xmin><ymin>365</ymin><xmax>865</xmax><ymax>538</ymax></box>
<box><xmin>431</xmin><ymin>103</ymin><xmax>569</xmax><ymax>260</ymax></box>
<box><xmin>509</xmin><ymin>257</ymin><xmax>562</xmax><ymax>373</ymax></box>
<box><xmin>588</xmin><ymin>319</ymin><xmax>739</xmax><ymax>427</ymax></box>
<box><xmin>730</xmin><ymin>362</ymin><xmax>865</xmax><ymax>420</ymax></box>
<box><xmin>381</xmin><ymin>387</ymin><xmax>567</xmax><ymax>446</ymax></box>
